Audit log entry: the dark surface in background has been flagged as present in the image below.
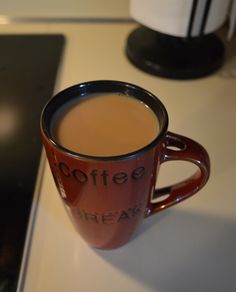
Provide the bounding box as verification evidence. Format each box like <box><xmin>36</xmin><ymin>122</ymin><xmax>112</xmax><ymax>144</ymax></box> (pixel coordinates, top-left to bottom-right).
<box><xmin>0</xmin><ymin>34</ymin><xmax>64</xmax><ymax>291</ymax></box>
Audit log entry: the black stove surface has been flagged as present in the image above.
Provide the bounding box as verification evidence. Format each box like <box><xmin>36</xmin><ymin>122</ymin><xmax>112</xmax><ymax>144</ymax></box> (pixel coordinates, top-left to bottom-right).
<box><xmin>0</xmin><ymin>34</ymin><xmax>64</xmax><ymax>292</ymax></box>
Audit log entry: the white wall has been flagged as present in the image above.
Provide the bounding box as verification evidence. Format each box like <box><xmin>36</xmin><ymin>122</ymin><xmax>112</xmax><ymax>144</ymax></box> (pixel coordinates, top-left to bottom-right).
<box><xmin>0</xmin><ymin>0</ymin><xmax>130</xmax><ymax>19</ymax></box>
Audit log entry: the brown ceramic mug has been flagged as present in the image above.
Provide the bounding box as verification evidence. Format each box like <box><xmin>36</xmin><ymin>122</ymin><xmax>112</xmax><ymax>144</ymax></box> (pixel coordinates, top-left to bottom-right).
<box><xmin>40</xmin><ymin>80</ymin><xmax>210</xmax><ymax>249</ymax></box>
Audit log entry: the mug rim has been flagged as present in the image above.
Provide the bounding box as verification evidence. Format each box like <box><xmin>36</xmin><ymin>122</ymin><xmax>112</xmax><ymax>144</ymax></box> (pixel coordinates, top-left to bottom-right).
<box><xmin>40</xmin><ymin>80</ymin><xmax>169</xmax><ymax>161</ymax></box>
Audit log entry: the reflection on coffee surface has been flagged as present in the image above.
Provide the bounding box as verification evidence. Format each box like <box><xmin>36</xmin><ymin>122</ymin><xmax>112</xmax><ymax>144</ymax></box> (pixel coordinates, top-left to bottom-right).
<box><xmin>51</xmin><ymin>93</ymin><xmax>159</xmax><ymax>157</ymax></box>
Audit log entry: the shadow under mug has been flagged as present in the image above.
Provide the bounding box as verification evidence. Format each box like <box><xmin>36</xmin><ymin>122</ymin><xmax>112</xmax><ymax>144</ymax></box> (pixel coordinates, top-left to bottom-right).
<box><xmin>40</xmin><ymin>80</ymin><xmax>210</xmax><ymax>249</ymax></box>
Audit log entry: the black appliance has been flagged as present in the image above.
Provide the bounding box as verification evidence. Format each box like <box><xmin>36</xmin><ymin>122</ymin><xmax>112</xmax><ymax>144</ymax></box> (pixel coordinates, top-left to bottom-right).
<box><xmin>0</xmin><ymin>34</ymin><xmax>64</xmax><ymax>291</ymax></box>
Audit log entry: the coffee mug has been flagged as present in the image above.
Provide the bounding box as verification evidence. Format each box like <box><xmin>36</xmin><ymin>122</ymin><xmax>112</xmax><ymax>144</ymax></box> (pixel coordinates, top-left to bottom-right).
<box><xmin>40</xmin><ymin>80</ymin><xmax>210</xmax><ymax>249</ymax></box>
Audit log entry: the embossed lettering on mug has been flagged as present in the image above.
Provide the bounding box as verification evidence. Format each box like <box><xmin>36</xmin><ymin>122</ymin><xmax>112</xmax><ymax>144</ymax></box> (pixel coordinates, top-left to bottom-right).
<box><xmin>51</xmin><ymin>94</ymin><xmax>160</xmax><ymax>156</ymax></box>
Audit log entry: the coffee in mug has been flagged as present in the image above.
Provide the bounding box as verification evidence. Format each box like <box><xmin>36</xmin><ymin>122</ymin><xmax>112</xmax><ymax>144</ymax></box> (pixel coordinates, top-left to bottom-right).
<box><xmin>51</xmin><ymin>93</ymin><xmax>160</xmax><ymax>157</ymax></box>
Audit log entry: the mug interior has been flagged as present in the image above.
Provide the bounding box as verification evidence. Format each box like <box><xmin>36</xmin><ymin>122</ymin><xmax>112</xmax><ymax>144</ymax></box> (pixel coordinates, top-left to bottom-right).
<box><xmin>41</xmin><ymin>80</ymin><xmax>169</xmax><ymax>161</ymax></box>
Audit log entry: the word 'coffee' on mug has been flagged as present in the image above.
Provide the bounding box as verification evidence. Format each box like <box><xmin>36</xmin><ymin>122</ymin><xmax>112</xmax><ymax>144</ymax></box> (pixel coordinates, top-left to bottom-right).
<box><xmin>58</xmin><ymin>161</ymin><xmax>145</xmax><ymax>186</ymax></box>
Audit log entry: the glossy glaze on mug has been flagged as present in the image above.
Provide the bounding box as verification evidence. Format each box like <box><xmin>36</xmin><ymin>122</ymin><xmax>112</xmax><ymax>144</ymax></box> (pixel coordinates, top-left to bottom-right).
<box><xmin>42</xmin><ymin>136</ymin><xmax>162</xmax><ymax>248</ymax></box>
<box><xmin>41</xmin><ymin>80</ymin><xmax>210</xmax><ymax>249</ymax></box>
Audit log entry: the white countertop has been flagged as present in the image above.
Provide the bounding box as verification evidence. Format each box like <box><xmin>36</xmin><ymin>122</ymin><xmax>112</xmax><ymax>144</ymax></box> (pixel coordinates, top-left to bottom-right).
<box><xmin>2</xmin><ymin>22</ymin><xmax>235</xmax><ymax>292</ymax></box>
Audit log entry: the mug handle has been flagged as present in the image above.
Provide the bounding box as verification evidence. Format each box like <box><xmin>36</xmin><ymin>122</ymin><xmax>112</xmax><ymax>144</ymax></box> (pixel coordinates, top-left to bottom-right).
<box><xmin>146</xmin><ymin>132</ymin><xmax>210</xmax><ymax>217</ymax></box>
